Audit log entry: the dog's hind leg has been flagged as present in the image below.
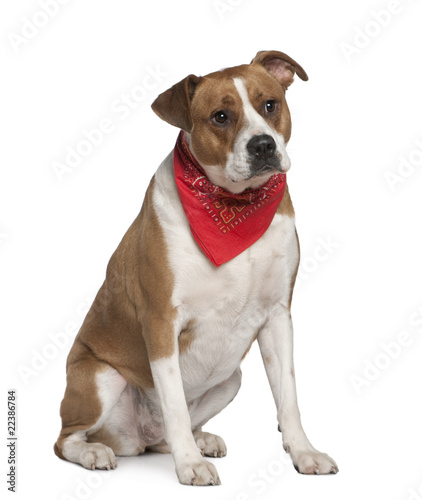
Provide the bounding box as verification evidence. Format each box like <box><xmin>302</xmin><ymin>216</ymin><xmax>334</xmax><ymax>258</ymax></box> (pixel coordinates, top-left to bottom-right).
<box><xmin>54</xmin><ymin>341</ymin><xmax>127</xmax><ymax>470</ymax></box>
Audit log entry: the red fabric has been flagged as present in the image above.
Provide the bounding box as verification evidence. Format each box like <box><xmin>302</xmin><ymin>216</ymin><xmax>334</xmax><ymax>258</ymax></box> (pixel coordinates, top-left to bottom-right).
<box><xmin>173</xmin><ymin>131</ymin><xmax>286</xmax><ymax>267</ymax></box>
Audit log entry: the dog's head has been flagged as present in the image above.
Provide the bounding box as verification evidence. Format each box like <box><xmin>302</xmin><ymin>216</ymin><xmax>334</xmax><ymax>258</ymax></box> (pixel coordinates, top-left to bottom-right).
<box><xmin>152</xmin><ymin>51</ymin><xmax>308</xmax><ymax>193</ymax></box>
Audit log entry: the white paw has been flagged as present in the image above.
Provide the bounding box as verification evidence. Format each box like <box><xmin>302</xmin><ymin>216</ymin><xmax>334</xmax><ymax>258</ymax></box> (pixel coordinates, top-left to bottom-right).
<box><xmin>193</xmin><ymin>430</ymin><xmax>227</xmax><ymax>458</ymax></box>
<box><xmin>176</xmin><ymin>457</ymin><xmax>221</xmax><ymax>486</ymax></box>
<box><xmin>288</xmin><ymin>447</ymin><xmax>338</xmax><ymax>475</ymax></box>
<box><xmin>79</xmin><ymin>443</ymin><xmax>117</xmax><ymax>471</ymax></box>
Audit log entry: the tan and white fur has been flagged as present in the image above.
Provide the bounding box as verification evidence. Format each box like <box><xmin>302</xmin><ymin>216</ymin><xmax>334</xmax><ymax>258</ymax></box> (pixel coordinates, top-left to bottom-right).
<box><xmin>54</xmin><ymin>50</ymin><xmax>338</xmax><ymax>486</ymax></box>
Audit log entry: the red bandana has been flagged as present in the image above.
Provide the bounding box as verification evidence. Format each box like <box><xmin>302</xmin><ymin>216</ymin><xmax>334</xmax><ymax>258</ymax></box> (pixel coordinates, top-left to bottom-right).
<box><xmin>173</xmin><ymin>132</ymin><xmax>286</xmax><ymax>267</ymax></box>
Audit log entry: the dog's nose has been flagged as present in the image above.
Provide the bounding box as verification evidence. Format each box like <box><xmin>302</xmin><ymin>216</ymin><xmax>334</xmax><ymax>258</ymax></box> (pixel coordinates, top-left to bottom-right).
<box><xmin>247</xmin><ymin>134</ymin><xmax>276</xmax><ymax>161</ymax></box>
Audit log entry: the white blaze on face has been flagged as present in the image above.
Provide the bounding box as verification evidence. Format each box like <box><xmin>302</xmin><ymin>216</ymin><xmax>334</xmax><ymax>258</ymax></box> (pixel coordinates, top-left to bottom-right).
<box><xmin>225</xmin><ymin>77</ymin><xmax>291</xmax><ymax>186</ymax></box>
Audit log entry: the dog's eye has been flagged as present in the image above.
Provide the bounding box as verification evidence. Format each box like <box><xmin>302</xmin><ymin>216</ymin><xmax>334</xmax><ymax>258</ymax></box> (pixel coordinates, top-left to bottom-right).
<box><xmin>213</xmin><ymin>111</ymin><xmax>228</xmax><ymax>124</ymax></box>
<box><xmin>265</xmin><ymin>100</ymin><xmax>276</xmax><ymax>113</ymax></box>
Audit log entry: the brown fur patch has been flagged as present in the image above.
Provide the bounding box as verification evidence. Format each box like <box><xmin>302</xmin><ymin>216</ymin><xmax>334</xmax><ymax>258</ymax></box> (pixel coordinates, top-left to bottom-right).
<box><xmin>67</xmin><ymin>176</ymin><xmax>176</xmax><ymax>377</ymax></box>
<box><xmin>54</xmin><ymin>348</ymin><xmax>108</xmax><ymax>459</ymax></box>
<box><xmin>288</xmin><ymin>229</ymin><xmax>300</xmax><ymax>310</ymax></box>
<box><xmin>55</xmin><ymin>176</ymin><xmax>176</xmax><ymax>460</ymax></box>
<box><xmin>190</xmin><ymin>73</ymin><xmax>245</xmax><ymax>168</ymax></box>
<box><xmin>151</xmin><ymin>74</ymin><xmax>201</xmax><ymax>133</ymax></box>
<box><xmin>178</xmin><ymin>319</ymin><xmax>197</xmax><ymax>354</ymax></box>
<box><xmin>277</xmin><ymin>184</ymin><xmax>295</xmax><ymax>218</ymax></box>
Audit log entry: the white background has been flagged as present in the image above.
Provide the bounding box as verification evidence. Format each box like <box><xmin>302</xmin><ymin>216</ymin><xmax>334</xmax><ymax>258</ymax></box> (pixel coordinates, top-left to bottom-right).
<box><xmin>2</xmin><ymin>0</ymin><xmax>422</xmax><ymax>499</ymax></box>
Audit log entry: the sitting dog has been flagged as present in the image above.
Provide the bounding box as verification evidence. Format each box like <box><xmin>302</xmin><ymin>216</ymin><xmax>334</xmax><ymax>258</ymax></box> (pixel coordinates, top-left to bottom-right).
<box><xmin>54</xmin><ymin>50</ymin><xmax>338</xmax><ymax>485</ymax></box>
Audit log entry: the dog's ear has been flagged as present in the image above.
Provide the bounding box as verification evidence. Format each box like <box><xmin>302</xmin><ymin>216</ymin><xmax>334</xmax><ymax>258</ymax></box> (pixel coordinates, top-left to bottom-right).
<box><xmin>251</xmin><ymin>50</ymin><xmax>308</xmax><ymax>88</ymax></box>
<box><xmin>151</xmin><ymin>74</ymin><xmax>201</xmax><ymax>132</ymax></box>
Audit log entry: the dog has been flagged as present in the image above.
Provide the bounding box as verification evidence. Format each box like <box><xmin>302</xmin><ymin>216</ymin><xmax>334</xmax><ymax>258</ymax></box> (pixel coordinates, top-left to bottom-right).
<box><xmin>54</xmin><ymin>50</ymin><xmax>338</xmax><ymax>486</ymax></box>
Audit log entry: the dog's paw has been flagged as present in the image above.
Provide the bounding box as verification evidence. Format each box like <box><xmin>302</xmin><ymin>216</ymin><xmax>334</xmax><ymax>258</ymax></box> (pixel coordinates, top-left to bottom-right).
<box><xmin>79</xmin><ymin>443</ymin><xmax>117</xmax><ymax>471</ymax></box>
<box><xmin>290</xmin><ymin>448</ymin><xmax>338</xmax><ymax>475</ymax></box>
<box><xmin>176</xmin><ymin>457</ymin><xmax>221</xmax><ymax>486</ymax></box>
<box><xmin>193</xmin><ymin>430</ymin><xmax>227</xmax><ymax>458</ymax></box>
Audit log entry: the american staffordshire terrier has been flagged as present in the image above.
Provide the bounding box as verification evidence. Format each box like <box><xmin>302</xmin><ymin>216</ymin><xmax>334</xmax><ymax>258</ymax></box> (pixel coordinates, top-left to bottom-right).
<box><xmin>54</xmin><ymin>50</ymin><xmax>338</xmax><ymax>485</ymax></box>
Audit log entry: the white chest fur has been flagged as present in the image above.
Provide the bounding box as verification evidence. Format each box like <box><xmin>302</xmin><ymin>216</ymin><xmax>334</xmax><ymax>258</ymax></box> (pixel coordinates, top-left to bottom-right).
<box><xmin>153</xmin><ymin>152</ymin><xmax>299</xmax><ymax>401</ymax></box>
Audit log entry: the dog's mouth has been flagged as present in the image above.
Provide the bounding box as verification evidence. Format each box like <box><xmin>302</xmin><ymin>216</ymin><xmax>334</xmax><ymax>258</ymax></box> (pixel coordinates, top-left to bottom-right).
<box><xmin>245</xmin><ymin>158</ymin><xmax>282</xmax><ymax>180</ymax></box>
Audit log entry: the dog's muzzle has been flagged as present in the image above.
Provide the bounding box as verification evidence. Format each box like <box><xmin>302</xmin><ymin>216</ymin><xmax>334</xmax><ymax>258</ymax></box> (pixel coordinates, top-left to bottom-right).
<box><xmin>246</xmin><ymin>134</ymin><xmax>281</xmax><ymax>178</ymax></box>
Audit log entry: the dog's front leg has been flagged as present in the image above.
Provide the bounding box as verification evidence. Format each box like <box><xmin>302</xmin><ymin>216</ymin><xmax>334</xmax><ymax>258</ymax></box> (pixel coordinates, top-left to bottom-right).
<box><xmin>150</xmin><ymin>349</ymin><xmax>221</xmax><ymax>485</ymax></box>
<box><xmin>257</xmin><ymin>304</ymin><xmax>338</xmax><ymax>475</ymax></box>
